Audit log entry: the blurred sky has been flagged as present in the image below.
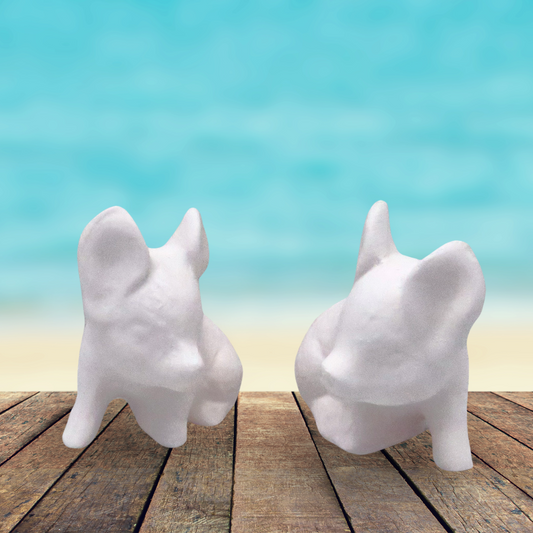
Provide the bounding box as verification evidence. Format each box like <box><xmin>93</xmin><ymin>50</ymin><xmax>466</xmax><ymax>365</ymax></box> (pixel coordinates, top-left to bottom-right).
<box><xmin>1</xmin><ymin>0</ymin><xmax>533</xmax><ymax>326</ymax></box>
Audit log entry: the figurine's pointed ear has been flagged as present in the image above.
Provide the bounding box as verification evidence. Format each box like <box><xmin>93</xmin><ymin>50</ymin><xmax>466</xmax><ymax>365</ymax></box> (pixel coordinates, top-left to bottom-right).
<box><xmin>354</xmin><ymin>201</ymin><xmax>397</xmax><ymax>282</ymax></box>
<box><xmin>403</xmin><ymin>241</ymin><xmax>485</xmax><ymax>337</ymax></box>
<box><xmin>78</xmin><ymin>207</ymin><xmax>150</xmax><ymax>302</ymax></box>
<box><xmin>165</xmin><ymin>208</ymin><xmax>209</xmax><ymax>278</ymax></box>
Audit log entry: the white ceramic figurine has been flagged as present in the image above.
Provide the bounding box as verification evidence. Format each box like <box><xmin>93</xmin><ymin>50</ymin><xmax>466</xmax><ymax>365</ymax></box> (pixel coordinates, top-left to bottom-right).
<box><xmin>295</xmin><ymin>200</ymin><xmax>485</xmax><ymax>471</ymax></box>
<box><xmin>63</xmin><ymin>207</ymin><xmax>243</xmax><ymax>449</ymax></box>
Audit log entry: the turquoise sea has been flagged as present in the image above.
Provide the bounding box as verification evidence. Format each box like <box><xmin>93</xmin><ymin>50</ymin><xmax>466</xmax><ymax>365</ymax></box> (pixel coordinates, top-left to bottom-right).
<box><xmin>1</xmin><ymin>0</ymin><xmax>532</xmax><ymax>325</ymax></box>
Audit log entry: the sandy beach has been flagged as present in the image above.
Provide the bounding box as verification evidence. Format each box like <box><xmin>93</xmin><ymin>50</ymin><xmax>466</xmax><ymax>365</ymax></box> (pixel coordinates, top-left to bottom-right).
<box><xmin>0</xmin><ymin>323</ymin><xmax>532</xmax><ymax>391</ymax></box>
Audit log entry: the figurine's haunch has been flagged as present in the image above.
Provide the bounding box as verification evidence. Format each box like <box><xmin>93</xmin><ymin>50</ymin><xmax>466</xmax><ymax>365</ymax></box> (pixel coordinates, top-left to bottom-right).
<box><xmin>63</xmin><ymin>207</ymin><xmax>243</xmax><ymax>449</ymax></box>
<box><xmin>295</xmin><ymin>201</ymin><xmax>485</xmax><ymax>471</ymax></box>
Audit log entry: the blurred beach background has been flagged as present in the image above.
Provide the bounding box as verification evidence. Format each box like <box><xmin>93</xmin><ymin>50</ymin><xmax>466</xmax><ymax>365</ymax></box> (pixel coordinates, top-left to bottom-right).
<box><xmin>0</xmin><ymin>0</ymin><xmax>532</xmax><ymax>391</ymax></box>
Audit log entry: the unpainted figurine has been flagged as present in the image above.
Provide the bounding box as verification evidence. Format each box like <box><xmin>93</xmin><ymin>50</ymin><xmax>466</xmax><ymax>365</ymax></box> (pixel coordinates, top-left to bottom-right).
<box><xmin>295</xmin><ymin>200</ymin><xmax>485</xmax><ymax>471</ymax></box>
<box><xmin>63</xmin><ymin>207</ymin><xmax>243</xmax><ymax>449</ymax></box>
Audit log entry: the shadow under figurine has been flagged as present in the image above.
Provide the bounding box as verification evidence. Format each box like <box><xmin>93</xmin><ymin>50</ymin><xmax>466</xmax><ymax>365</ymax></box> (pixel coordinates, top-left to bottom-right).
<box><xmin>295</xmin><ymin>200</ymin><xmax>485</xmax><ymax>471</ymax></box>
<box><xmin>63</xmin><ymin>206</ymin><xmax>243</xmax><ymax>449</ymax></box>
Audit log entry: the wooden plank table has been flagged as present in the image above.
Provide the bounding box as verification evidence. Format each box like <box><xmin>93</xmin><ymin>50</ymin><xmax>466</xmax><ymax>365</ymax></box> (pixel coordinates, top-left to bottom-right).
<box><xmin>0</xmin><ymin>391</ymin><xmax>532</xmax><ymax>532</ymax></box>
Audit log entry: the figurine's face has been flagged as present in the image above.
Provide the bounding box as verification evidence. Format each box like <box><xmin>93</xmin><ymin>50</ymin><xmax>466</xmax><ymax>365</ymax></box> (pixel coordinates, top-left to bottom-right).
<box><xmin>78</xmin><ymin>206</ymin><xmax>209</xmax><ymax>392</ymax></box>
<box><xmin>83</xmin><ymin>255</ymin><xmax>205</xmax><ymax>391</ymax></box>
<box><xmin>320</xmin><ymin>252</ymin><xmax>475</xmax><ymax>406</ymax></box>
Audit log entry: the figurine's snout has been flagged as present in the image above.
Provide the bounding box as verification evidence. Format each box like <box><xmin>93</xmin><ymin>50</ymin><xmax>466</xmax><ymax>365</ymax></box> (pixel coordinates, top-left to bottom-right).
<box><xmin>320</xmin><ymin>349</ymin><xmax>357</xmax><ymax>398</ymax></box>
<box><xmin>158</xmin><ymin>342</ymin><xmax>205</xmax><ymax>391</ymax></box>
<box><xmin>178</xmin><ymin>343</ymin><xmax>205</xmax><ymax>374</ymax></box>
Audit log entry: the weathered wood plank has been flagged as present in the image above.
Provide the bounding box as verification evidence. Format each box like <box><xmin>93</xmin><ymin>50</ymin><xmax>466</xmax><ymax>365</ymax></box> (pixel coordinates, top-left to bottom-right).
<box><xmin>231</xmin><ymin>392</ymin><xmax>351</xmax><ymax>533</ymax></box>
<box><xmin>0</xmin><ymin>398</ymin><xmax>126</xmax><ymax>533</ymax></box>
<box><xmin>467</xmin><ymin>411</ymin><xmax>533</xmax><ymax>499</ymax></box>
<box><xmin>12</xmin><ymin>406</ymin><xmax>170</xmax><ymax>533</ymax></box>
<box><xmin>494</xmin><ymin>392</ymin><xmax>533</xmax><ymax>413</ymax></box>
<box><xmin>294</xmin><ymin>392</ymin><xmax>446</xmax><ymax>533</ymax></box>
<box><xmin>0</xmin><ymin>393</ymin><xmax>37</xmax><ymax>415</ymax></box>
<box><xmin>138</xmin><ymin>407</ymin><xmax>235</xmax><ymax>533</ymax></box>
<box><xmin>386</xmin><ymin>429</ymin><xmax>533</xmax><ymax>532</ymax></box>
<box><xmin>0</xmin><ymin>392</ymin><xmax>76</xmax><ymax>466</ymax></box>
<box><xmin>468</xmin><ymin>392</ymin><xmax>533</xmax><ymax>449</ymax></box>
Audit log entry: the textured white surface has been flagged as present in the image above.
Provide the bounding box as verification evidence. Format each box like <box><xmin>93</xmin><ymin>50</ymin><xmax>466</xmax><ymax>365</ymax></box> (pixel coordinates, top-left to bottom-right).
<box><xmin>63</xmin><ymin>207</ymin><xmax>242</xmax><ymax>448</ymax></box>
<box><xmin>295</xmin><ymin>201</ymin><xmax>485</xmax><ymax>471</ymax></box>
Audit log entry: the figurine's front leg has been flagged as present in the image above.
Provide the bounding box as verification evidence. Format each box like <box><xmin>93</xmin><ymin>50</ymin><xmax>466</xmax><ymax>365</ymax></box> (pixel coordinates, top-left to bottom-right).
<box><xmin>424</xmin><ymin>386</ymin><xmax>472</xmax><ymax>471</ymax></box>
<box><xmin>63</xmin><ymin>380</ymin><xmax>113</xmax><ymax>448</ymax></box>
<box><xmin>187</xmin><ymin>317</ymin><xmax>243</xmax><ymax>426</ymax></box>
<box><xmin>127</xmin><ymin>387</ymin><xmax>192</xmax><ymax>448</ymax></box>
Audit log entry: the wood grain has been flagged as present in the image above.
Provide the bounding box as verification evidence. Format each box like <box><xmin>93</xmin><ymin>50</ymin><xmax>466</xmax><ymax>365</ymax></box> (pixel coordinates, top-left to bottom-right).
<box><xmin>494</xmin><ymin>392</ymin><xmax>533</xmax><ymax>413</ymax></box>
<box><xmin>0</xmin><ymin>392</ymin><xmax>76</xmax><ymax>466</ymax></box>
<box><xmin>231</xmin><ymin>392</ymin><xmax>351</xmax><ymax>533</ymax></box>
<box><xmin>294</xmin><ymin>392</ymin><xmax>446</xmax><ymax>533</ymax></box>
<box><xmin>0</xmin><ymin>393</ymin><xmax>37</xmax><ymax>415</ymax></box>
<box><xmin>12</xmin><ymin>406</ymin><xmax>170</xmax><ymax>533</ymax></box>
<box><xmin>0</xmin><ymin>399</ymin><xmax>126</xmax><ymax>533</ymax></box>
<box><xmin>387</xmin><ymin>429</ymin><xmax>533</xmax><ymax>532</ymax></box>
<box><xmin>467</xmin><ymin>411</ymin><xmax>533</xmax><ymax>499</ymax></box>
<box><xmin>138</xmin><ymin>407</ymin><xmax>235</xmax><ymax>533</ymax></box>
<box><xmin>468</xmin><ymin>392</ymin><xmax>533</xmax><ymax>449</ymax></box>
<box><xmin>0</xmin><ymin>391</ymin><xmax>532</xmax><ymax>532</ymax></box>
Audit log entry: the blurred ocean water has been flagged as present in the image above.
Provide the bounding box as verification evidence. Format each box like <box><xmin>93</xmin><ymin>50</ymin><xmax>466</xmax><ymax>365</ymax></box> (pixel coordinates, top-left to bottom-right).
<box><xmin>0</xmin><ymin>0</ymin><xmax>532</xmax><ymax>323</ymax></box>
